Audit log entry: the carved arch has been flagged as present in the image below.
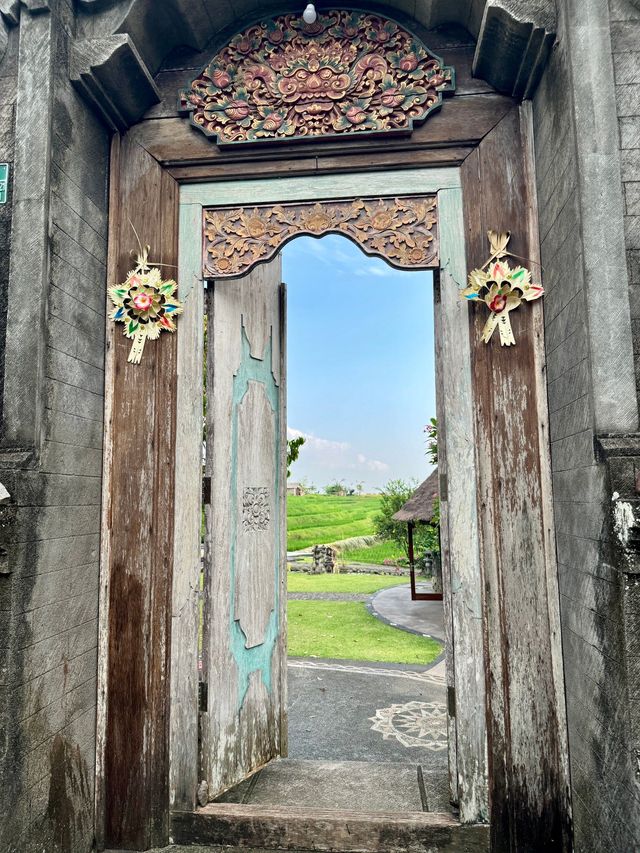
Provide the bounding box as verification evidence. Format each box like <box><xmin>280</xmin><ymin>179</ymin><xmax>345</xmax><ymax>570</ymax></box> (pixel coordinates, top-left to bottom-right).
<box><xmin>179</xmin><ymin>11</ymin><xmax>454</xmax><ymax>146</ymax></box>
<box><xmin>202</xmin><ymin>195</ymin><xmax>438</xmax><ymax>279</ymax></box>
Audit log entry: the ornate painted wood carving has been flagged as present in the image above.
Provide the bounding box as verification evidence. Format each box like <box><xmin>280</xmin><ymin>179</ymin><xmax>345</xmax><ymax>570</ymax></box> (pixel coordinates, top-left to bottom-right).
<box><xmin>178</xmin><ymin>11</ymin><xmax>454</xmax><ymax>146</ymax></box>
<box><xmin>203</xmin><ymin>195</ymin><xmax>438</xmax><ymax>278</ymax></box>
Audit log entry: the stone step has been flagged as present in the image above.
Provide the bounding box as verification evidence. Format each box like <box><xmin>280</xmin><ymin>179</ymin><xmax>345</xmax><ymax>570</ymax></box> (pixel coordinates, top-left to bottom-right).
<box><xmin>166</xmin><ymin>760</ymin><xmax>487</xmax><ymax>852</ymax></box>
<box><xmin>213</xmin><ymin>759</ymin><xmax>449</xmax><ymax>812</ymax></box>
<box><xmin>170</xmin><ymin>804</ymin><xmax>488</xmax><ymax>852</ymax></box>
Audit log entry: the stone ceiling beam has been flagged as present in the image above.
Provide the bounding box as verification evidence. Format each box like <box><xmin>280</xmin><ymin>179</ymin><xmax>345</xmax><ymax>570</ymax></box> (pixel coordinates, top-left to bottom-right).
<box><xmin>67</xmin><ymin>0</ymin><xmax>556</xmax><ymax>133</ymax></box>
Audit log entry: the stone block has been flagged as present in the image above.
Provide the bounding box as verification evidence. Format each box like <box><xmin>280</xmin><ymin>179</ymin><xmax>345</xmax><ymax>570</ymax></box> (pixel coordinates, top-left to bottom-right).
<box><xmin>549</xmin><ymin>394</ymin><xmax>591</xmax><ymax>443</ymax></box>
<box><xmin>546</xmin><ymin>324</ymin><xmax>589</xmax><ymax>384</ymax></box>
<box><xmin>550</xmin><ymin>427</ymin><xmax>594</xmax><ymax>472</ymax></box>
<box><xmin>610</xmin><ymin>21</ymin><xmax>640</xmax><ymax>53</ymax></box>
<box><xmin>39</xmin><ymin>439</ymin><xmax>102</xmax><ymax>477</ymax></box>
<box><xmin>547</xmin><ymin>357</ymin><xmax>590</xmax><ymax>413</ymax></box>
<box><xmin>44</xmin><ymin>407</ymin><xmax>103</xmax><ymax>451</ymax></box>
<box><xmin>46</xmin><ymin>346</ymin><xmax>104</xmax><ymax>398</ymax></box>
<box><xmin>615</xmin><ymin>82</ymin><xmax>640</xmax><ymax>116</ymax></box>
<box><xmin>613</xmin><ymin>50</ymin><xmax>640</xmax><ymax>84</ymax></box>
<box><xmin>45</xmin><ymin>379</ymin><xmax>103</xmax><ymax>426</ymax></box>
<box><xmin>50</xmin><ymin>251</ymin><xmax>106</xmax><ymax>317</ymax></box>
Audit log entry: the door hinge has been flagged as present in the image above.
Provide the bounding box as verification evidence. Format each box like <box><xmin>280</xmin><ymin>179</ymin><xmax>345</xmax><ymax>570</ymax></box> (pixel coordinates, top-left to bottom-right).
<box><xmin>202</xmin><ymin>476</ymin><xmax>211</xmax><ymax>505</ymax></box>
<box><xmin>447</xmin><ymin>685</ymin><xmax>456</xmax><ymax>718</ymax></box>
<box><xmin>199</xmin><ymin>681</ymin><xmax>208</xmax><ymax>713</ymax></box>
<box><xmin>439</xmin><ymin>471</ymin><xmax>448</xmax><ymax>503</ymax></box>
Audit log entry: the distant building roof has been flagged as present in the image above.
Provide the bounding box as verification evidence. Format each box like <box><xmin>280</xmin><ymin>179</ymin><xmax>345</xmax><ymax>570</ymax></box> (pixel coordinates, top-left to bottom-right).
<box><xmin>392</xmin><ymin>469</ymin><xmax>439</xmax><ymax>523</ymax></box>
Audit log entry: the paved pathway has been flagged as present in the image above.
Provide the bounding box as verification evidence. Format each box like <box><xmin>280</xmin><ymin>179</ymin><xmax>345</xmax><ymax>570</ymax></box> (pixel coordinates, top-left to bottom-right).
<box><xmin>284</xmin><ymin>580</ymin><xmax>448</xmax><ymax>794</ymax></box>
<box><xmin>370</xmin><ymin>582</ymin><xmax>445</xmax><ymax>640</ymax></box>
<box><xmin>287</xmin><ymin>656</ymin><xmax>448</xmax><ymax>806</ymax></box>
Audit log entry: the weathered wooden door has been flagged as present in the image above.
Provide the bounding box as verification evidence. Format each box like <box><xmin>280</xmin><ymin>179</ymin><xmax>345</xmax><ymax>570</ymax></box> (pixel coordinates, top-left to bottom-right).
<box><xmin>201</xmin><ymin>258</ymin><xmax>287</xmax><ymax>800</ymax></box>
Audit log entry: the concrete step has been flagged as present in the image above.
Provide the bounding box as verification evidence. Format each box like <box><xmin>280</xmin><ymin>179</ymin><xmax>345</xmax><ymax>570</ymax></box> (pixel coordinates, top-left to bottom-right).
<box><xmin>214</xmin><ymin>759</ymin><xmax>430</xmax><ymax>813</ymax></box>
<box><xmin>167</xmin><ymin>760</ymin><xmax>488</xmax><ymax>852</ymax></box>
<box><xmin>171</xmin><ymin>804</ymin><xmax>488</xmax><ymax>852</ymax></box>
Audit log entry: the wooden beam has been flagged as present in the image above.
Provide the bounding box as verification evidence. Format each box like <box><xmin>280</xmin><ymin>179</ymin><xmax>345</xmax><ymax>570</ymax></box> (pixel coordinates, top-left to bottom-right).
<box><xmin>131</xmin><ymin>94</ymin><xmax>514</xmax><ymax>169</ymax></box>
<box><xmin>460</xmin><ymin>106</ymin><xmax>571</xmax><ymax>852</ymax></box>
<box><xmin>98</xmin><ymin>134</ymin><xmax>179</xmax><ymax>850</ymax></box>
<box><xmin>437</xmin><ymin>186</ymin><xmax>488</xmax><ymax>823</ymax></box>
<box><xmin>169</xmin><ymin>202</ymin><xmax>204</xmax><ymax>812</ymax></box>
<box><xmin>167</xmin><ymin>146</ymin><xmax>475</xmax><ymax>184</ymax></box>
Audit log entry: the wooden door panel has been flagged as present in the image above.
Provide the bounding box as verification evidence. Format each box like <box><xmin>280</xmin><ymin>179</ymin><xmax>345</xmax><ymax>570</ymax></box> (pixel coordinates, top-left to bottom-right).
<box><xmin>202</xmin><ymin>258</ymin><xmax>287</xmax><ymax>800</ymax></box>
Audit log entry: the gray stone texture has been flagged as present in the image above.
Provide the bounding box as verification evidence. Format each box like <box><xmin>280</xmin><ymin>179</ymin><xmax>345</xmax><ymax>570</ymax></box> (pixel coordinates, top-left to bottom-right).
<box><xmin>534</xmin><ymin>0</ymin><xmax>640</xmax><ymax>850</ymax></box>
<box><xmin>0</xmin><ymin>1</ymin><xmax>108</xmax><ymax>852</ymax></box>
<box><xmin>611</xmin><ymin>0</ymin><xmax>640</xmax><ymax>404</ymax></box>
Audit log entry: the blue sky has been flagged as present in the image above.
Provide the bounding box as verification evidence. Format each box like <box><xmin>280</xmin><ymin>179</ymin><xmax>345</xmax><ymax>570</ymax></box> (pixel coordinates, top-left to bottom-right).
<box><xmin>283</xmin><ymin>234</ymin><xmax>435</xmax><ymax>492</ymax></box>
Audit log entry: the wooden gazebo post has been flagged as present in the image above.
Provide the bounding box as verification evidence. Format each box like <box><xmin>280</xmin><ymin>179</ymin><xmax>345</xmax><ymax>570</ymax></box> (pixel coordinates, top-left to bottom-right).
<box><xmin>393</xmin><ymin>471</ymin><xmax>443</xmax><ymax>602</ymax></box>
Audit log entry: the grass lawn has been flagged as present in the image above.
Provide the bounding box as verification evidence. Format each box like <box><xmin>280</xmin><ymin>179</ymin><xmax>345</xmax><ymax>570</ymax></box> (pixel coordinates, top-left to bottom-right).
<box><xmin>287</xmin><ymin>494</ymin><xmax>381</xmax><ymax>551</ymax></box>
<box><xmin>287</xmin><ymin>572</ymin><xmax>409</xmax><ymax>594</ymax></box>
<box><xmin>340</xmin><ymin>540</ymin><xmax>405</xmax><ymax>565</ymax></box>
<box><xmin>287</xmin><ymin>600</ymin><xmax>441</xmax><ymax>665</ymax></box>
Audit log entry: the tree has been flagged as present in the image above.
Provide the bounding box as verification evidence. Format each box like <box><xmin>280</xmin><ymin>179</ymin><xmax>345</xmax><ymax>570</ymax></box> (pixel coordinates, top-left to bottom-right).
<box><xmin>325</xmin><ymin>480</ymin><xmax>345</xmax><ymax>496</ymax></box>
<box><xmin>374</xmin><ymin>478</ymin><xmax>440</xmax><ymax>561</ymax></box>
<box><xmin>287</xmin><ymin>435</ymin><xmax>305</xmax><ymax>478</ymax></box>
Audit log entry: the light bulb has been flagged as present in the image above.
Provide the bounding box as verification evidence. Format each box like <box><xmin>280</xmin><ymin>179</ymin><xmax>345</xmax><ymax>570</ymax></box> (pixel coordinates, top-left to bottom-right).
<box><xmin>302</xmin><ymin>3</ymin><xmax>317</xmax><ymax>24</ymax></box>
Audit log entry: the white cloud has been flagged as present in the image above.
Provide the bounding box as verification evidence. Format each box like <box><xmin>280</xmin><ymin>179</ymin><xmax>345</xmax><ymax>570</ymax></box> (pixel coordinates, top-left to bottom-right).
<box><xmin>367</xmin><ymin>459</ymin><xmax>389</xmax><ymax>472</ymax></box>
<box><xmin>288</xmin><ymin>427</ymin><xmax>389</xmax><ymax>476</ymax></box>
<box><xmin>353</xmin><ymin>261</ymin><xmax>394</xmax><ymax>278</ymax></box>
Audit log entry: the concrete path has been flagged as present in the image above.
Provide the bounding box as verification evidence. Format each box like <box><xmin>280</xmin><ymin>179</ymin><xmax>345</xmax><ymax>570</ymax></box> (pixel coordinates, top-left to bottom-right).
<box><xmin>370</xmin><ymin>582</ymin><xmax>445</xmax><ymax>640</ymax></box>
<box><xmin>212</xmin><ymin>660</ymin><xmax>450</xmax><ymax>813</ymax></box>
<box><xmin>287</xmin><ymin>657</ymin><xmax>447</xmax><ymax>772</ymax></box>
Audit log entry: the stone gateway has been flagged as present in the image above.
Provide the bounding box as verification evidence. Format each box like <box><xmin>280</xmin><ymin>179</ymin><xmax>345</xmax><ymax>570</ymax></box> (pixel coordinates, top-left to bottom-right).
<box><xmin>0</xmin><ymin>1</ymin><xmax>639</xmax><ymax>852</ymax></box>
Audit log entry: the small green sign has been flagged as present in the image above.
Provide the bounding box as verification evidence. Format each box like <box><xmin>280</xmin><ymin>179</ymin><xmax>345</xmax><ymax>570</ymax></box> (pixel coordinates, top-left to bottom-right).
<box><xmin>0</xmin><ymin>164</ymin><xmax>8</xmax><ymax>205</ymax></box>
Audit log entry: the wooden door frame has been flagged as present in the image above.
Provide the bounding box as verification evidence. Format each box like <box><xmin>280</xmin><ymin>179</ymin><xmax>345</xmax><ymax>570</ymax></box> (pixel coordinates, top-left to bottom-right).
<box><xmin>97</xmin><ymin>105</ymin><xmax>571</xmax><ymax>852</ymax></box>
<box><xmin>171</xmin><ymin>167</ymin><xmax>487</xmax><ymax>823</ymax></box>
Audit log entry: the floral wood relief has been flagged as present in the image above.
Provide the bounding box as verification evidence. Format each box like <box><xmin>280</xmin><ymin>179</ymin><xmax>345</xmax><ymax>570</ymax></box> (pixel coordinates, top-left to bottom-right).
<box><xmin>203</xmin><ymin>196</ymin><xmax>439</xmax><ymax>278</ymax></box>
<box><xmin>179</xmin><ymin>11</ymin><xmax>454</xmax><ymax>146</ymax></box>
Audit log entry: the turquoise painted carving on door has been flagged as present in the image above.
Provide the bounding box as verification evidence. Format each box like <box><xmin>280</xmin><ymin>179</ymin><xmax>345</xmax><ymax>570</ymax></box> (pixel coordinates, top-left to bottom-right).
<box><xmin>229</xmin><ymin>324</ymin><xmax>281</xmax><ymax>709</ymax></box>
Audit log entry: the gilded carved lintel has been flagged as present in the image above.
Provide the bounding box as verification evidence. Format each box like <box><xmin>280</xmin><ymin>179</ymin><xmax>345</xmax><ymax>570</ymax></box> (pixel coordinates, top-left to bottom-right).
<box><xmin>203</xmin><ymin>195</ymin><xmax>438</xmax><ymax>279</ymax></box>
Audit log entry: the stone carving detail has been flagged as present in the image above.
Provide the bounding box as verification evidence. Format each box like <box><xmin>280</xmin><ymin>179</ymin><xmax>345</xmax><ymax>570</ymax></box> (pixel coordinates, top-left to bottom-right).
<box><xmin>312</xmin><ymin>545</ymin><xmax>336</xmax><ymax>574</ymax></box>
<box><xmin>203</xmin><ymin>195</ymin><xmax>438</xmax><ymax>278</ymax></box>
<box><xmin>369</xmin><ymin>701</ymin><xmax>448</xmax><ymax>751</ymax></box>
<box><xmin>242</xmin><ymin>487</ymin><xmax>270</xmax><ymax>531</ymax></box>
<box><xmin>179</xmin><ymin>11</ymin><xmax>454</xmax><ymax>146</ymax></box>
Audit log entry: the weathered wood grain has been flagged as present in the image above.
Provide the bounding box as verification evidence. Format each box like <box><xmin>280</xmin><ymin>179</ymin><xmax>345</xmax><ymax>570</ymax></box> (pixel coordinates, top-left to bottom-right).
<box><xmin>170</xmin><ymin>201</ymin><xmax>204</xmax><ymax>812</ymax></box>
<box><xmin>95</xmin><ymin>133</ymin><xmax>120</xmax><ymax>853</ymax></box>
<box><xmin>167</xmin><ymin>147</ymin><xmax>475</xmax><ymax>183</ymax></box>
<box><xmin>203</xmin><ymin>258</ymin><xmax>286</xmax><ymax>799</ymax></box>
<box><xmin>131</xmin><ymin>94</ymin><xmax>514</xmax><ymax>168</ymax></box>
<box><xmin>171</xmin><ymin>803</ymin><xmax>490</xmax><ymax>852</ymax></box>
<box><xmin>460</xmin><ymin>107</ymin><xmax>571</xmax><ymax>852</ymax></box>
<box><xmin>437</xmin><ymin>187</ymin><xmax>488</xmax><ymax>824</ymax></box>
<box><xmin>433</xmin><ymin>270</ymin><xmax>459</xmax><ymax>807</ymax></box>
<box><xmin>236</xmin><ymin>382</ymin><xmax>277</xmax><ymax>647</ymax></box>
<box><xmin>182</xmin><ymin>168</ymin><xmax>459</xmax><ymax>208</ymax></box>
<box><xmin>99</xmin><ymin>135</ymin><xmax>179</xmax><ymax>850</ymax></box>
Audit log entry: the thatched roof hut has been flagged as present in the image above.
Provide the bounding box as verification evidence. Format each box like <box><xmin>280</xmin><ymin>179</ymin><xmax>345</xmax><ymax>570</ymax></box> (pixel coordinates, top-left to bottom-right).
<box><xmin>392</xmin><ymin>468</ymin><xmax>439</xmax><ymax>524</ymax></box>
